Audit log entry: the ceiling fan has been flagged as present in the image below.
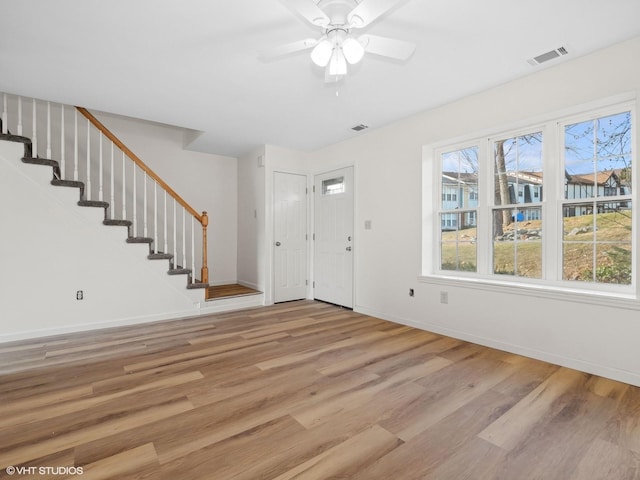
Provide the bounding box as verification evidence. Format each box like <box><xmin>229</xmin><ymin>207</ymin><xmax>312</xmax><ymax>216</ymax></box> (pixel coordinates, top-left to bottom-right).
<box><xmin>262</xmin><ymin>0</ymin><xmax>416</xmax><ymax>82</ymax></box>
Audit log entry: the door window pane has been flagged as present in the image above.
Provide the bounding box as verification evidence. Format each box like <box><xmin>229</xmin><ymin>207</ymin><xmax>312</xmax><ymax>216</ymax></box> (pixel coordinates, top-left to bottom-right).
<box><xmin>322</xmin><ymin>177</ymin><xmax>344</xmax><ymax>195</ymax></box>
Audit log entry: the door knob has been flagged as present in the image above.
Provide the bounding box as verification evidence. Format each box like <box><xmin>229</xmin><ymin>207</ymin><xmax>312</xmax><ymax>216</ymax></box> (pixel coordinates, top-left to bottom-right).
<box><xmin>346</xmin><ymin>246</ymin><xmax>352</xmax><ymax>251</ymax></box>
<box><xmin>275</xmin><ymin>241</ymin><xmax>281</xmax><ymax>246</ymax></box>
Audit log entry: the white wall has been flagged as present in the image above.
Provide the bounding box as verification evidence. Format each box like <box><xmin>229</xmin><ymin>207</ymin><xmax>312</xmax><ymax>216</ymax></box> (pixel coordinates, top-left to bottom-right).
<box><xmin>308</xmin><ymin>36</ymin><xmax>640</xmax><ymax>386</ymax></box>
<box><xmin>93</xmin><ymin>112</ymin><xmax>238</xmax><ymax>285</ymax></box>
<box><xmin>0</xmin><ymin>140</ymin><xmax>203</xmax><ymax>342</ymax></box>
<box><xmin>237</xmin><ymin>146</ymin><xmax>266</xmax><ymax>291</ymax></box>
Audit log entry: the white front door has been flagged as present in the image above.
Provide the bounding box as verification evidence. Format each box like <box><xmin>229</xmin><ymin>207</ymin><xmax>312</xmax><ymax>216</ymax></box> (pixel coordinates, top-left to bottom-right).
<box><xmin>274</xmin><ymin>172</ymin><xmax>308</xmax><ymax>303</ymax></box>
<box><xmin>314</xmin><ymin>167</ymin><xmax>354</xmax><ymax>308</ymax></box>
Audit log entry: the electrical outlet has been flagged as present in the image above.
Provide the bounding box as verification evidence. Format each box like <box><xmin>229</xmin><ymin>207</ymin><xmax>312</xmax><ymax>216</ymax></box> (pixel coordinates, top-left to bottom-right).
<box><xmin>409</xmin><ymin>288</ymin><xmax>414</xmax><ymax>297</ymax></box>
<box><xmin>440</xmin><ymin>291</ymin><xmax>448</xmax><ymax>304</ymax></box>
<box><xmin>76</xmin><ymin>290</ymin><xmax>83</xmax><ymax>300</ymax></box>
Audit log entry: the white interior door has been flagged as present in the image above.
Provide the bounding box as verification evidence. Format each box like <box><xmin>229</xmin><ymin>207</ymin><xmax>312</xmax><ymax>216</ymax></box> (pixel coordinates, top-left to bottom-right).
<box><xmin>274</xmin><ymin>172</ymin><xmax>308</xmax><ymax>303</ymax></box>
<box><xmin>314</xmin><ymin>167</ymin><xmax>354</xmax><ymax>308</ymax></box>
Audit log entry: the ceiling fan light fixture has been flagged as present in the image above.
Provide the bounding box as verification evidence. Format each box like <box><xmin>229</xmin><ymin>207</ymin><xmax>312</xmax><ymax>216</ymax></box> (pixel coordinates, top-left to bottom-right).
<box><xmin>342</xmin><ymin>36</ymin><xmax>365</xmax><ymax>64</ymax></box>
<box><xmin>328</xmin><ymin>48</ymin><xmax>347</xmax><ymax>76</ymax></box>
<box><xmin>311</xmin><ymin>38</ymin><xmax>333</xmax><ymax>67</ymax></box>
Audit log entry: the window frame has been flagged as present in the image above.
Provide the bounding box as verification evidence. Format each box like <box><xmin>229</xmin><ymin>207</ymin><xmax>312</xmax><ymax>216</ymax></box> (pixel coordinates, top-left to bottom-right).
<box><xmin>422</xmin><ymin>97</ymin><xmax>637</xmax><ymax>303</ymax></box>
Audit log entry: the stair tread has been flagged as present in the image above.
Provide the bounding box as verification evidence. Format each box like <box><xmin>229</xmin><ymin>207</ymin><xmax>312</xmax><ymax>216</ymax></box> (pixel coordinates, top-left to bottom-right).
<box><xmin>187</xmin><ymin>283</ymin><xmax>209</xmax><ymax>289</ymax></box>
<box><xmin>168</xmin><ymin>268</ymin><xmax>192</xmax><ymax>275</ymax></box>
<box><xmin>127</xmin><ymin>237</ymin><xmax>154</xmax><ymax>244</ymax></box>
<box><xmin>52</xmin><ymin>179</ymin><xmax>84</xmax><ymax>189</ymax></box>
<box><xmin>0</xmin><ymin>133</ymin><xmax>31</xmax><ymax>144</ymax></box>
<box><xmin>78</xmin><ymin>200</ymin><xmax>109</xmax><ymax>208</ymax></box>
<box><xmin>22</xmin><ymin>157</ymin><xmax>59</xmax><ymax>168</ymax></box>
<box><xmin>104</xmin><ymin>219</ymin><xmax>132</xmax><ymax>227</ymax></box>
<box><xmin>148</xmin><ymin>253</ymin><xmax>173</xmax><ymax>260</ymax></box>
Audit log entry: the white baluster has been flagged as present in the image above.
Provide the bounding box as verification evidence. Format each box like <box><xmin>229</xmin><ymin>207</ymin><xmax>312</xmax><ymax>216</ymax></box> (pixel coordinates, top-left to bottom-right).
<box><xmin>191</xmin><ymin>217</ymin><xmax>196</xmax><ymax>282</ymax></box>
<box><xmin>17</xmin><ymin>96</ymin><xmax>22</xmax><ymax>136</ymax></box>
<box><xmin>73</xmin><ymin>109</ymin><xmax>78</xmax><ymax>181</ymax></box>
<box><xmin>46</xmin><ymin>102</ymin><xmax>51</xmax><ymax>159</ymax></box>
<box><xmin>154</xmin><ymin>182</ymin><xmax>158</xmax><ymax>253</ymax></box>
<box><xmin>143</xmin><ymin>172</ymin><xmax>148</xmax><ymax>237</ymax></box>
<box><xmin>121</xmin><ymin>152</ymin><xmax>126</xmax><ymax>220</ymax></box>
<box><xmin>132</xmin><ymin>166</ymin><xmax>137</xmax><ymax>237</ymax></box>
<box><xmin>1</xmin><ymin>93</ymin><xmax>7</xmax><ymax>134</ymax></box>
<box><xmin>60</xmin><ymin>105</ymin><xmax>65</xmax><ymax>178</ymax></box>
<box><xmin>163</xmin><ymin>190</ymin><xmax>168</xmax><ymax>254</ymax></box>
<box><xmin>98</xmin><ymin>132</ymin><xmax>103</xmax><ymax>201</ymax></box>
<box><xmin>110</xmin><ymin>143</ymin><xmax>115</xmax><ymax>220</ymax></box>
<box><xmin>182</xmin><ymin>206</ymin><xmax>187</xmax><ymax>272</ymax></box>
<box><xmin>32</xmin><ymin>100</ymin><xmax>37</xmax><ymax>157</ymax></box>
<box><xmin>173</xmin><ymin>199</ymin><xmax>177</xmax><ymax>266</ymax></box>
<box><xmin>86</xmin><ymin>119</ymin><xmax>91</xmax><ymax>199</ymax></box>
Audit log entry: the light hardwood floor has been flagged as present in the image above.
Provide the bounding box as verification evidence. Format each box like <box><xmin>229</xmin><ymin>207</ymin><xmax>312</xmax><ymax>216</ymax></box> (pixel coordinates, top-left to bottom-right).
<box><xmin>1</xmin><ymin>300</ymin><xmax>639</xmax><ymax>479</ymax></box>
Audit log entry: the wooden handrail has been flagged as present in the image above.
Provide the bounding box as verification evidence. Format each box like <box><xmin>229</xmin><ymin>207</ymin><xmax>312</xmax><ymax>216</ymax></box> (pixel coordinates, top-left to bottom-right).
<box><xmin>76</xmin><ymin>107</ymin><xmax>202</xmax><ymax>222</ymax></box>
<box><xmin>76</xmin><ymin>106</ymin><xmax>209</xmax><ymax>284</ymax></box>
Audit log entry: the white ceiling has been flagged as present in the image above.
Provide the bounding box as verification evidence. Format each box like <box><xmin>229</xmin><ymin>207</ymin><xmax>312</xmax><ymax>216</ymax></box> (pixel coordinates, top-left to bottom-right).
<box><xmin>2</xmin><ymin>0</ymin><xmax>640</xmax><ymax>157</ymax></box>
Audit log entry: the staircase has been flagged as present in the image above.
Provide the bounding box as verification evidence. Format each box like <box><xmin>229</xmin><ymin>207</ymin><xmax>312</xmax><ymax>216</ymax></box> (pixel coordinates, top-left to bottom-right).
<box><xmin>1</xmin><ymin>93</ymin><xmax>209</xmax><ymax>292</ymax></box>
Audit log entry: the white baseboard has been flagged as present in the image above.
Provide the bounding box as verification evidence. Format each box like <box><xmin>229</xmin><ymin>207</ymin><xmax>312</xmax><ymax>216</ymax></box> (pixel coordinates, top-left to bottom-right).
<box><xmin>355</xmin><ymin>305</ymin><xmax>640</xmax><ymax>388</ymax></box>
<box><xmin>0</xmin><ymin>295</ymin><xmax>266</xmax><ymax>345</ymax></box>
<box><xmin>0</xmin><ymin>308</ymin><xmax>202</xmax><ymax>345</ymax></box>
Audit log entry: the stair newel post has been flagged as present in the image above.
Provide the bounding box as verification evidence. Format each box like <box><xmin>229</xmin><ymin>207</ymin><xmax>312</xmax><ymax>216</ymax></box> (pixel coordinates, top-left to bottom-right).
<box><xmin>1</xmin><ymin>93</ymin><xmax>7</xmax><ymax>134</ymax></box>
<box><xmin>32</xmin><ymin>99</ymin><xmax>38</xmax><ymax>157</ymax></box>
<box><xmin>110</xmin><ymin>142</ymin><xmax>115</xmax><ymax>220</ymax></box>
<box><xmin>73</xmin><ymin>109</ymin><xmax>78</xmax><ymax>181</ymax></box>
<box><xmin>17</xmin><ymin>96</ymin><xmax>23</xmax><ymax>136</ymax></box>
<box><xmin>46</xmin><ymin>101</ymin><xmax>52</xmax><ymax>159</ymax></box>
<box><xmin>201</xmin><ymin>211</ymin><xmax>209</xmax><ymax>284</ymax></box>
<box><xmin>60</xmin><ymin>104</ymin><xmax>65</xmax><ymax>178</ymax></box>
<box><xmin>86</xmin><ymin>118</ymin><xmax>91</xmax><ymax>199</ymax></box>
<box><xmin>98</xmin><ymin>132</ymin><xmax>104</xmax><ymax>201</ymax></box>
<box><xmin>143</xmin><ymin>172</ymin><xmax>148</xmax><ymax>238</ymax></box>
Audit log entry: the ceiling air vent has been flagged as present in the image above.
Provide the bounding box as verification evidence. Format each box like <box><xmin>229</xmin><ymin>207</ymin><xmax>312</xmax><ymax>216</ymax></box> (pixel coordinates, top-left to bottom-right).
<box><xmin>527</xmin><ymin>46</ymin><xmax>569</xmax><ymax>66</ymax></box>
<box><xmin>351</xmin><ymin>124</ymin><xmax>369</xmax><ymax>131</ymax></box>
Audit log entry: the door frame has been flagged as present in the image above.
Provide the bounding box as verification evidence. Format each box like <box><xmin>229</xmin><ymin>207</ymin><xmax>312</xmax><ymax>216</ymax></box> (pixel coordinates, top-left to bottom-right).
<box><xmin>312</xmin><ymin>165</ymin><xmax>356</xmax><ymax>308</ymax></box>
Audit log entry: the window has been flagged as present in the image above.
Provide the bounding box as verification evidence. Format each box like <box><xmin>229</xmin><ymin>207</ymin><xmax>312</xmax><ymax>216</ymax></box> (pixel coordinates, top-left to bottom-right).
<box><xmin>492</xmin><ymin>131</ymin><xmax>543</xmax><ymax>278</ymax></box>
<box><xmin>439</xmin><ymin>147</ymin><xmax>479</xmax><ymax>272</ymax></box>
<box><xmin>322</xmin><ymin>176</ymin><xmax>344</xmax><ymax>195</ymax></box>
<box><xmin>562</xmin><ymin>111</ymin><xmax>632</xmax><ymax>285</ymax></box>
<box><xmin>426</xmin><ymin>101</ymin><xmax>634</xmax><ymax>294</ymax></box>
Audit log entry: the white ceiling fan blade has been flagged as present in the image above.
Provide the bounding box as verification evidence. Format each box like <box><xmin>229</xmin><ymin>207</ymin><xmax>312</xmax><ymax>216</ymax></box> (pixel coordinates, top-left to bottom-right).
<box><xmin>348</xmin><ymin>0</ymin><xmax>407</xmax><ymax>28</ymax></box>
<box><xmin>281</xmin><ymin>0</ymin><xmax>330</xmax><ymax>27</ymax></box>
<box><xmin>259</xmin><ymin>38</ymin><xmax>317</xmax><ymax>60</ymax></box>
<box><xmin>359</xmin><ymin>34</ymin><xmax>416</xmax><ymax>60</ymax></box>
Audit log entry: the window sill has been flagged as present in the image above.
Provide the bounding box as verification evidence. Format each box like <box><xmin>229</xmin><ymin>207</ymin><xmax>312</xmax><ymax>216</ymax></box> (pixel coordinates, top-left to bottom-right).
<box><xmin>418</xmin><ymin>274</ymin><xmax>639</xmax><ymax>310</ymax></box>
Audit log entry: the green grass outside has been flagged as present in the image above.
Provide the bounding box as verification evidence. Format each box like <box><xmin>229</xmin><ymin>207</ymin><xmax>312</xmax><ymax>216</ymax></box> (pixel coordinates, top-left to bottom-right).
<box><xmin>440</xmin><ymin>210</ymin><xmax>632</xmax><ymax>284</ymax></box>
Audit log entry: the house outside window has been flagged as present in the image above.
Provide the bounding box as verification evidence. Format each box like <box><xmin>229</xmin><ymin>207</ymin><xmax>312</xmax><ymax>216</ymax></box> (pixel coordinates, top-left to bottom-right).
<box><xmin>425</xmin><ymin>101</ymin><xmax>634</xmax><ymax>294</ymax></box>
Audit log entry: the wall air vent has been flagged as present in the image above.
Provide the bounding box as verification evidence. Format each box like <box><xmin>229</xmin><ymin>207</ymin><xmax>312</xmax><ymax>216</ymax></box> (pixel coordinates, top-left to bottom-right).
<box><xmin>351</xmin><ymin>124</ymin><xmax>369</xmax><ymax>131</ymax></box>
<box><xmin>527</xmin><ymin>46</ymin><xmax>569</xmax><ymax>66</ymax></box>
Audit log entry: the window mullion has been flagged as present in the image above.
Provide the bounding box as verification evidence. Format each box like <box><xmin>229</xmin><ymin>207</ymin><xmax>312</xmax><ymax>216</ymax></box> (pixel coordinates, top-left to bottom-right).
<box><xmin>543</xmin><ymin>121</ymin><xmax>560</xmax><ymax>282</ymax></box>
